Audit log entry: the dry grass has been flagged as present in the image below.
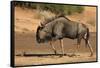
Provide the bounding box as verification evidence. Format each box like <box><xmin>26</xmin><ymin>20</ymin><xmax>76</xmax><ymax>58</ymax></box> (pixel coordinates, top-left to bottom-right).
<box><xmin>15</xmin><ymin>6</ymin><xmax>96</xmax><ymax>33</ymax></box>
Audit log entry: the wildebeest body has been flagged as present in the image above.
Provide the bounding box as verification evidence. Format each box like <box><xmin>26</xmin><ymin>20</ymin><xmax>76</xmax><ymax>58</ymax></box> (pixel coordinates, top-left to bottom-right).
<box><xmin>36</xmin><ymin>15</ymin><xmax>93</xmax><ymax>56</ymax></box>
<box><xmin>38</xmin><ymin>17</ymin><xmax>83</xmax><ymax>42</ymax></box>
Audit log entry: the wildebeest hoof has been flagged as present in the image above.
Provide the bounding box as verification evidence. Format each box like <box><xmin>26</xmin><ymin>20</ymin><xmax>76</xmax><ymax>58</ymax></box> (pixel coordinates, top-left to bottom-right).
<box><xmin>59</xmin><ymin>54</ymin><xmax>65</xmax><ymax>57</ymax></box>
<box><xmin>54</xmin><ymin>51</ymin><xmax>58</xmax><ymax>55</ymax></box>
<box><xmin>59</xmin><ymin>55</ymin><xmax>63</xmax><ymax>57</ymax></box>
<box><xmin>89</xmin><ymin>53</ymin><xmax>93</xmax><ymax>57</ymax></box>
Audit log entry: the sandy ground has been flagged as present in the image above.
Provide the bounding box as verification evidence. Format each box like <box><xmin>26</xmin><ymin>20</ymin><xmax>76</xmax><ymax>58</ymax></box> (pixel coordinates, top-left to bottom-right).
<box><xmin>14</xmin><ymin>6</ymin><xmax>97</xmax><ymax>66</ymax></box>
<box><xmin>15</xmin><ymin>32</ymin><xmax>97</xmax><ymax>66</ymax></box>
<box><xmin>15</xmin><ymin>53</ymin><xmax>96</xmax><ymax>66</ymax></box>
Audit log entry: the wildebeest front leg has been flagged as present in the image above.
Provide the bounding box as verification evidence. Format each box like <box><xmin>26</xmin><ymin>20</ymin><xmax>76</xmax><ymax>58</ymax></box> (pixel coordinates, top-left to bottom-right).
<box><xmin>50</xmin><ymin>41</ymin><xmax>57</xmax><ymax>55</ymax></box>
<box><xmin>60</xmin><ymin>39</ymin><xmax>64</xmax><ymax>56</ymax></box>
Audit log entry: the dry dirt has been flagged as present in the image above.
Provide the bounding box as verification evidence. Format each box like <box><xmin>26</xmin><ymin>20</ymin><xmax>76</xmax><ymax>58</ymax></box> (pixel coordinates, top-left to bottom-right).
<box><xmin>15</xmin><ymin>32</ymin><xmax>97</xmax><ymax>66</ymax></box>
<box><xmin>14</xmin><ymin>6</ymin><xmax>97</xmax><ymax>66</ymax></box>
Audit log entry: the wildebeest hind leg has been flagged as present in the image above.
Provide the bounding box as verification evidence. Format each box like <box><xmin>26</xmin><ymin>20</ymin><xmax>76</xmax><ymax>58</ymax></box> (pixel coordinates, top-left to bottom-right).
<box><xmin>76</xmin><ymin>37</ymin><xmax>82</xmax><ymax>53</ymax></box>
<box><xmin>59</xmin><ymin>39</ymin><xmax>64</xmax><ymax>57</ymax></box>
<box><xmin>87</xmin><ymin>40</ymin><xmax>93</xmax><ymax>56</ymax></box>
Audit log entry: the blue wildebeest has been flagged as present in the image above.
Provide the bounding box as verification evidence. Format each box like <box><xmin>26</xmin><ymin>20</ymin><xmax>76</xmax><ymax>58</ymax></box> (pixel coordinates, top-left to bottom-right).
<box><xmin>36</xmin><ymin>15</ymin><xmax>93</xmax><ymax>57</ymax></box>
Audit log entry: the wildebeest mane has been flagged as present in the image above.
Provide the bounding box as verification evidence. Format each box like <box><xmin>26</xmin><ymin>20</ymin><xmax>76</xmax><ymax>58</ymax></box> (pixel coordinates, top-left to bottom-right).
<box><xmin>41</xmin><ymin>14</ymin><xmax>71</xmax><ymax>26</ymax></box>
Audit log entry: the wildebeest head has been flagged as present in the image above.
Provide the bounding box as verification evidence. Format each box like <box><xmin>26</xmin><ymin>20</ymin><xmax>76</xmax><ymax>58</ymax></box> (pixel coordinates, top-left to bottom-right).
<box><xmin>36</xmin><ymin>23</ymin><xmax>52</xmax><ymax>43</ymax></box>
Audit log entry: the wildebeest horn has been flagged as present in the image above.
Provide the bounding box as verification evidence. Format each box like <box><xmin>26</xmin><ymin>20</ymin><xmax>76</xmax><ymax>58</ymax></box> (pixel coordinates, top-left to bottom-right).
<box><xmin>39</xmin><ymin>21</ymin><xmax>44</xmax><ymax>27</ymax></box>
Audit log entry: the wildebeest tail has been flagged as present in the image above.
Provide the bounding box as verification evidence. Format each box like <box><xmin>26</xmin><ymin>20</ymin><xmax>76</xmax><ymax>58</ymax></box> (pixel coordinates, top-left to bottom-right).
<box><xmin>87</xmin><ymin>28</ymin><xmax>90</xmax><ymax>40</ymax></box>
<box><xmin>85</xmin><ymin>28</ymin><xmax>90</xmax><ymax>47</ymax></box>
